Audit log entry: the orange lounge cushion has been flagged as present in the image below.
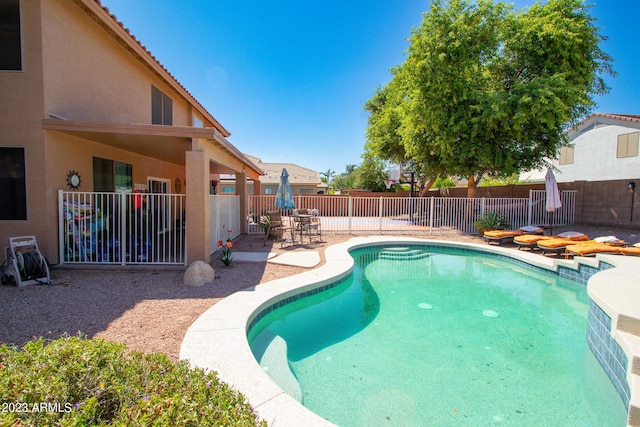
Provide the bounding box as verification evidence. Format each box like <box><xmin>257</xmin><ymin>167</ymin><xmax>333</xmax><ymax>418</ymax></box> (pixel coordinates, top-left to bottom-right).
<box><xmin>618</xmin><ymin>246</ymin><xmax>640</xmax><ymax>256</ymax></box>
<box><xmin>566</xmin><ymin>243</ymin><xmax>621</xmax><ymax>256</ymax></box>
<box><xmin>538</xmin><ymin>238</ymin><xmax>595</xmax><ymax>248</ymax></box>
<box><xmin>514</xmin><ymin>235</ymin><xmax>550</xmax><ymax>244</ymax></box>
<box><xmin>484</xmin><ymin>230</ymin><xmax>524</xmax><ymax>238</ymax></box>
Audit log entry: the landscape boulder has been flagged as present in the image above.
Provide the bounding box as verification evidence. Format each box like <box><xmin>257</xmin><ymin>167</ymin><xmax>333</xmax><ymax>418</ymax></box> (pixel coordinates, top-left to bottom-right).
<box><xmin>183</xmin><ymin>261</ymin><xmax>215</xmax><ymax>286</ymax></box>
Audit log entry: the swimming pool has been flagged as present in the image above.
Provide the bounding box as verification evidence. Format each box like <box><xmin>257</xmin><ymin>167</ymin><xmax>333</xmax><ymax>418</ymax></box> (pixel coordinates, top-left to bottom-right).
<box><xmin>248</xmin><ymin>245</ymin><xmax>627</xmax><ymax>426</ymax></box>
<box><xmin>180</xmin><ymin>237</ymin><xmax>640</xmax><ymax>426</ymax></box>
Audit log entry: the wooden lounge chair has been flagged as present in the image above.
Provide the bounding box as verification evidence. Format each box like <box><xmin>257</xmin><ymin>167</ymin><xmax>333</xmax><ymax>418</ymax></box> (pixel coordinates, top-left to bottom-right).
<box><xmin>483</xmin><ymin>226</ymin><xmax>543</xmax><ymax>245</ymax></box>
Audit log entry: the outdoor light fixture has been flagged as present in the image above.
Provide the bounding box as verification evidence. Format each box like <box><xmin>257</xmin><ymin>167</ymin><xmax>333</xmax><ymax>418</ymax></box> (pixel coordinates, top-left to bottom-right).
<box><xmin>629</xmin><ymin>181</ymin><xmax>636</xmax><ymax>222</ymax></box>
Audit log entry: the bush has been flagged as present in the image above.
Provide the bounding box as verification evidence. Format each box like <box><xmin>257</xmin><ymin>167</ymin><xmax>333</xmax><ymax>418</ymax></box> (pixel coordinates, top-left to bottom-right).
<box><xmin>473</xmin><ymin>211</ymin><xmax>511</xmax><ymax>232</ymax></box>
<box><xmin>0</xmin><ymin>336</ymin><xmax>266</xmax><ymax>426</ymax></box>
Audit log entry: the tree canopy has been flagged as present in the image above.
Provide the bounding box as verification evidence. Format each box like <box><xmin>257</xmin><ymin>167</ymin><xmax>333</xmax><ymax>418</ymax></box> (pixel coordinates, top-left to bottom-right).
<box><xmin>364</xmin><ymin>0</ymin><xmax>614</xmax><ymax>196</ymax></box>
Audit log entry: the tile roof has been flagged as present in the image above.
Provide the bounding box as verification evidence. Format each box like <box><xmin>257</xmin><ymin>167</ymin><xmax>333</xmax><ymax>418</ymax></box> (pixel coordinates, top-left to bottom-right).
<box><xmin>245</xmin><ymin>155</ymin><xmax>322</xmax><ymax>185</ymax></box>
<box><xmin>591</xmin><ymin>113</ymin><xmax>640</xmax><ymax>123</ymax></box>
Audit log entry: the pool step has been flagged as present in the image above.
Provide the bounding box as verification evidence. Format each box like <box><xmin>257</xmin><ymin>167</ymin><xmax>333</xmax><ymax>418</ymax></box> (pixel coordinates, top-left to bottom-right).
<box><xmin>252</xmin><ymin>331</ymin><xmax>303</xmax><ymax>403</ymax></box>
<box><xmin>379</xmin><ymin>248</ymin><xmax>431</xmax><ymax>261</ymax></box>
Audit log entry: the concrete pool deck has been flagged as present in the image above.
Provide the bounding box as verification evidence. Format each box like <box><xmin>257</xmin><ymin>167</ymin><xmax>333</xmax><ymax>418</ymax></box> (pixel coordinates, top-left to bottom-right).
<box><xmin>180</xmin><ymin>236</ymin><xmax>640</xmax><ymax>426</ymax></box>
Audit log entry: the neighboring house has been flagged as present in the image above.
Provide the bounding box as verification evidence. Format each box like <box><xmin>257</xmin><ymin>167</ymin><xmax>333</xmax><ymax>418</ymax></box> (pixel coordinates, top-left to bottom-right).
<box><xmin>216</xmin><ymin>155</ymin><xmax>328</xmax><ymax>195</ymax></box>
<box><xmin>0</xmin><ymin>0</ymin><xmax>261</xmax><ymax>264</ymax></box>
<box><xmin>520</xmin><ymin>113</ymin><xmax>640</xmax><ymax>183</ymax></box>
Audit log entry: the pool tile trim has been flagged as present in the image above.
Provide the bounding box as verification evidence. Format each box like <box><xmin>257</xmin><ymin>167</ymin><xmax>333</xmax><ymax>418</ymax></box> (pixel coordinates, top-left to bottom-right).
<box><xmin>179</xmin><ymin>236</ymin><xmax>640</xmax><ymax>427</ymax></box>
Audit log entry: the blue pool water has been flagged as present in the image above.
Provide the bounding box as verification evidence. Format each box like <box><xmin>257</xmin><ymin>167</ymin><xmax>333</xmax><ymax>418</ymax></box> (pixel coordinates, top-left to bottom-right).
<box><xmin>248</xmin><ymin>246</ymin><xmax>628</xmax><ymax>426</ymax></box>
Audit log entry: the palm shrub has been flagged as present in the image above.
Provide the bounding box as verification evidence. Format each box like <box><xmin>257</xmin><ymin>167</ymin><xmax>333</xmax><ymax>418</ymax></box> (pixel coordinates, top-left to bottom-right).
<box><xmin>473</xmin><ymin>211</ymin><xmax>511</xmax><ymax>233</ymax></box>
<box><xmin>0</xmin><ymin>336</ymin><xmax>266</xmax><ymax>426</ymax></box>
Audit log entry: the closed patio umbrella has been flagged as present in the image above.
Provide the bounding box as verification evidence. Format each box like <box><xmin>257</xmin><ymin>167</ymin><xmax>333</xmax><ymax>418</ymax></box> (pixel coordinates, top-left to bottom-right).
<box><xmin>275</xmin><ymin>168</ymin><xmax>295</xmax><ymax>210</ymax></box>
<box><xmin>545</xmin><ymin>168</ymin><xmax>562</xmax><ymax>235</ymax></box>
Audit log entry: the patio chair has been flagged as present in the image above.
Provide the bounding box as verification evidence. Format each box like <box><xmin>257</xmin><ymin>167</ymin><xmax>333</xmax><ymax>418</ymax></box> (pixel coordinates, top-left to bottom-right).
<box><xmin>263</xmin><ymin>210</ymin><xmax>292</xmax><ymax>247</ymax></box>
<box><xmin>483</xmin><ymin>226</ymin><xmax>544</xmax><ymax>245</ymax></box>
<box><xmin>292</xmin><ymin>209</ymin><xmax>321</xmax><ymax>244</ymax></box>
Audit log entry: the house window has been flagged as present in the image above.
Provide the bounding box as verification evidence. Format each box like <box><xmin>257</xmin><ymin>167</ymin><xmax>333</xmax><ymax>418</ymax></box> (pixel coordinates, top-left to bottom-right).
<box><xmin>0</xmin><ymin>147</ymin><xmax>27</xmax><ymax>220</ymax></box>
<box><xmin>559</xmin><ymin>145</ymin><xmax>574</xmax><ymax>165</ymax></box>
<box><xmin>221</xmin><ymin>186</ymin><xmax>234</xmax><ymax>193</ymax></box>
<box><xmin>151</xmin><ymin>85</ymin><xmax>173</xmax><ymax>125</ymax></box>
<box><xmin>93</xmin><ymin>157</ymin><xmax>132</xmax><ymax>192</ymax></box>
<box><xmin>617</xmin><ymin>132</ymin><xmax>639</xmax><ymax>158</ymax></box>
<box><xmin>0</xmin><ymin>0</ymin><xmax>22</xmax><ymax>71</ymax></box>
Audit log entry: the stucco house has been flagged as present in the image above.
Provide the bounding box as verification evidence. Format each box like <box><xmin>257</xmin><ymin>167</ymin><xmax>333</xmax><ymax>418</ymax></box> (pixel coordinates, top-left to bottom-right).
<box><xmin>520</xmin><ymin>113</ymin><xmax>640</xmax><ymax>183</ymax></box>
<box><xmin>216</xmin><ymin>155</ymin><xmax>328</xmax><ymax>195</ymax></box>
<box><xmin>0</xmin><ymin>0</ymin><xmax>262</xmax><ymax>265</ymax></box>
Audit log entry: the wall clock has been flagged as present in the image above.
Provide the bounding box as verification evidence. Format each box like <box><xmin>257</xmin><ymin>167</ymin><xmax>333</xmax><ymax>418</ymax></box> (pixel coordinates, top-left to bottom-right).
<box><xmin>66</xmin><ymin>170</ymin><xmax>81</xmax><ymax>190</ymax></box>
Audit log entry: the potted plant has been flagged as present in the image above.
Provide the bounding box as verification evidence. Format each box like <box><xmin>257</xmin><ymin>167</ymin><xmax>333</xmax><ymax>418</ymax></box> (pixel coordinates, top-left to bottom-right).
<box><xmin>473</xmin><ymin>211</ymin><xmax>511</xmax><ymax>234</ymax></box>
<box><xmin>258</xmin><ymin>215</ymin><xmax>272</xmax><ymax>237</ymax></box>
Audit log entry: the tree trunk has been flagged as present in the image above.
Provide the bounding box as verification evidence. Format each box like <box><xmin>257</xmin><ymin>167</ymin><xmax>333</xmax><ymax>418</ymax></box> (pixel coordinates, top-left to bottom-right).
<box><xmin>467</xmin><ymin>175</ymin><xmax>476</xmax><ymax>198</ymax></box>
<box><xmin>419</xmin><ymin>177</ymin><xmax>437</xmax><ymax>197</ymax></box>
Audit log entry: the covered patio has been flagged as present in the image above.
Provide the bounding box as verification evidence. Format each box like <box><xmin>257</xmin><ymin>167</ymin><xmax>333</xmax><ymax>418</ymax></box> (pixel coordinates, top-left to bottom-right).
<box><xmin>44</xmin><ymin>118</ymin><xmax>263</xmax><ymax>265</ymax></box>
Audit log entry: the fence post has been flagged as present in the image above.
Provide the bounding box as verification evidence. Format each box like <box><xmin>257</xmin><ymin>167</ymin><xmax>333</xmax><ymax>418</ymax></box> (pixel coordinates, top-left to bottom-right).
<box><xmin>58</xmin><ymin>190</ymin><xmax>64</xmax><ymax>264</ymax></box>
<box><xmin>348</xmin><ymin>196</ymin><xmax>353</xmax><ymax>234</ymax></box>
<box><xmin>378</xmin><ymin>196</ymin><xmax>383</xmax><ymax>234</ymax></box>
<box><xmin>429</xmin><ymin>197</ymin><xmax>435</xmax><ymax>235</ymax></box>
<box><xmin>120</xmin><ymin>192</ymin><xmax>126</xmax><ymax>266</ymax></box>
<box><xmin>528</xmin><ymin>189</ymin><xmax>533</xmax><ymax>225</ymax></box>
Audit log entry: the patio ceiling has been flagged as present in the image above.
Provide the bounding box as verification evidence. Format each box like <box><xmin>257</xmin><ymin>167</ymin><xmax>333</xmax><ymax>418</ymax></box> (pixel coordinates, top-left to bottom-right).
<box><xmin>42</xmin><ymin>119</ymin><xmax>262</xmax><ymax>177</ymax></box>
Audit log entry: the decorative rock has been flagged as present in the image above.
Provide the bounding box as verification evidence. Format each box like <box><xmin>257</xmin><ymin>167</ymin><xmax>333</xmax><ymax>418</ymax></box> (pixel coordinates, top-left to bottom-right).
<box><xmin>183</xmin><ymin>261</ymin><xmax>215</xmax><ymax>286</ymax></box>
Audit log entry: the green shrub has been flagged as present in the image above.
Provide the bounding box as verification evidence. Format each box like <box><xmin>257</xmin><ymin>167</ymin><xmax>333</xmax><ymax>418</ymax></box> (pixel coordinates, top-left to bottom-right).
<box><xmin>0</xmin><ymin>336</ymin><xmax>266</xmax><ymax>426</ymax></box>
<box><xmin>473</xmin><ymin>211</ymin><xmax>511</xmax><ymax>232</ymax></box>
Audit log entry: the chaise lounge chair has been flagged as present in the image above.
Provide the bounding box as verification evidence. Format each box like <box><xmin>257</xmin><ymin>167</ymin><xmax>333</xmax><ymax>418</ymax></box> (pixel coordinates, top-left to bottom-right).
<box><xmin>617</xmin><ymin>245</ymin><xmax>640</xmax><ymax>256</ymax></box>
<box><xmin>567</xmin><ymin>240</ymin><xmax>640</xmax><ymax>257</ymax></box>
<box><xmin>513</xmin><ymin>231</ymin><xmax>590</xmax><ymax>251</ymax></box>
<box><xmin>565</xmin><ymin>243</ymin><xmax>623</xmax><ymax>257</ymax></box>
<box><xmin>483</xmin><ymin>226</ymin><xmax>544</xmax><ymax>245</ymax></box>
<box><xmin>537</xmin><ymin>234</ymin><xmax>596</xmax><ymax>257</ymax></box>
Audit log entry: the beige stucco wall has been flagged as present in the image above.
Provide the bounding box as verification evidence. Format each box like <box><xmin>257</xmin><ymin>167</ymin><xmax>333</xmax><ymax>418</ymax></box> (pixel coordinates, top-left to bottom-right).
<box><xmin>41</xmin><ymin>0</ymin><xmax>190</xmax><ymax>126</ymax></box>
<box><xmin>0</xmin><ymin>0</ymin><xmax>52</xmax><ymax>259</ymax></box>
<box><xmin>1</xmin><ymin>0</ymin><xmax>255</xmax><ymax>264</ymax></box>
<box><xmin>1</xmin><ymin>0</ymin><xmax>190</xmax><ymax>262</ymax></box>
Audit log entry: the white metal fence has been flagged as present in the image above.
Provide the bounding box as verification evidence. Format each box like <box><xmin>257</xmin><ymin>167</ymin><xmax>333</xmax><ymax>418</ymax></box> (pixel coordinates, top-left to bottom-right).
<box><xmin>59</xmin><ymin>190</ymin><xmax>185</xmax><ymax>265</ymax></box>
<box><xmin>248</xmin><ymin>191</ymin><xmax>576</xmax><ymax>236</ymax></box>
<box><xmin>58</xmin><ymin>190</ymin><xmax>576</xmax><ymax>265</ymax></box>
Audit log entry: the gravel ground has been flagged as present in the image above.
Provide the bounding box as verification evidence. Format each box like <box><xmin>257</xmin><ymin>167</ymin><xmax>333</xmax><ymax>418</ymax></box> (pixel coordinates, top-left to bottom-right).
<box><xmin>1</xmin><ymin>226</ymin><xmax>638</xmax><ymax>360</ymax></box>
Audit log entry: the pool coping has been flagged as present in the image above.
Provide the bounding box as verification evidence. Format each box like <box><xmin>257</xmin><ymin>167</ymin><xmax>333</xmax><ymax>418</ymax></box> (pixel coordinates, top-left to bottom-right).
<box><xmin>179</xmin><ymin>236</ymin><xmax>640</xmax><ymax>427</ymax></box>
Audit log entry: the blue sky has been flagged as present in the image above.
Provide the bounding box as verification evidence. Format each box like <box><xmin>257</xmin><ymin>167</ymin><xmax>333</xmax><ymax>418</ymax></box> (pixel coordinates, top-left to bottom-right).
<box><xmin>103</xmin><ymin>0</ymin><xmax>640</xmax><ymax>176</ymax></box>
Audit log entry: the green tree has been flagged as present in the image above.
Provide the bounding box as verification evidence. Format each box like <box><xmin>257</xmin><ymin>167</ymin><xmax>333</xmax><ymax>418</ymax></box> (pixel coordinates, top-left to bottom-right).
<box><xmin>365</xmin><ymin>0</ymin><xmax>614</xmax><ymax>197</ymax></box>
<box><xmin>352</xmin><ymin>158</ymin><xmax>389</xmax><ymax>192</ymax></box>
<box><xmin>320</xmin><ymin>168</ymin><xmax>336</xmax><ymax>185</ymax></box>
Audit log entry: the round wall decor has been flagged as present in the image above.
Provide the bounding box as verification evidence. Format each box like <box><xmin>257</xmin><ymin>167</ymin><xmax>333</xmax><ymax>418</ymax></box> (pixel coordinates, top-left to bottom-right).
<box><xmin>174</xmin><ymin>177</ymin><xmax>182</xmax><ymax>193</ymax></box>
<box><xmin>66</xmin><ymin>170</ymin><xmax>81</xmax><ymax>190</ymax></box>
